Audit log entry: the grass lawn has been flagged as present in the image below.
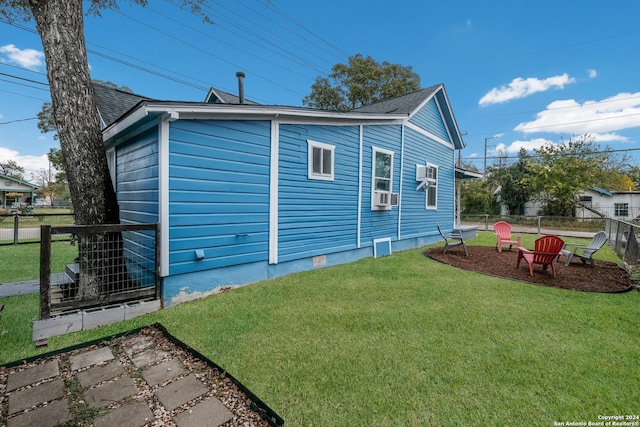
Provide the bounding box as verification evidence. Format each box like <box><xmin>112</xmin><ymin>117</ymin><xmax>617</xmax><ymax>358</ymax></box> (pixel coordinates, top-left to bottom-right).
<box><xmin>0</xmin><ymin>241</ymin><xmax>78</xmax><ymax>282</ymax></box>
<box><xmin>1</xmin><ymin>232</ymin><xmax>639</xmax><ymax>426</ymax></box>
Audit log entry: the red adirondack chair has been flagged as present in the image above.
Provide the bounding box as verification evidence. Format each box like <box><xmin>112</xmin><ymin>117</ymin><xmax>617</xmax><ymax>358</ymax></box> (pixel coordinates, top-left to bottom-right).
<box><xmin>494</xmin><ymin>221</ymin><xmax>521</xmax><ymax>252</ymax></box>
<box><xmin>516</xmin><ymin>235</ymin><xmax>565</xmax><ymax>278</ymax></box>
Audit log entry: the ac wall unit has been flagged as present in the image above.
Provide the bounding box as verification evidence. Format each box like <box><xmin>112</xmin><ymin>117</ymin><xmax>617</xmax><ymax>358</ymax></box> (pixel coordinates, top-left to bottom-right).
<box><xmin>374</xmin><ymin>191</ymin><xmax>391</xmax><ymax>207</ymax></box>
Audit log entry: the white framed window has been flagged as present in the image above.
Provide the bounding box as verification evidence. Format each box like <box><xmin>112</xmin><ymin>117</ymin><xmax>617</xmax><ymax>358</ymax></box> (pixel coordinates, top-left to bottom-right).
<box><xmin>425</xmin><ymin>163</ymin><xmax>438</xmax><ymax>209</ymax></box>
<box><xmin>615</xmin><ymin>203</ymin><xmax>629</xmax><ymax>217</ymax></box>
<box><xmin>372</xmin><ymin>147</ymin><xmax>394</xmax><ymax>210</ymax></box>
<box><xmin>307</xmin><ymin>140</ymin><xmax>335</xmax><ymax>181</ymax></box>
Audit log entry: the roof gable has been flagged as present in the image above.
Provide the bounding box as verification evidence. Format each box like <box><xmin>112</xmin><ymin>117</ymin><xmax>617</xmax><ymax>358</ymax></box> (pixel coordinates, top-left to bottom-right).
<box><xmin>93</xmin><ymin>83</ymin><xmax>151</xmax><ymax>128</ymax></box>
<box><xmin>352</xmin><ymin>84</ymin><xmax>464</xmax><ymax>149</ymax></box>
<box><xmin>0</xmin><ymin>173</ymin><xmax>41</xmax><ymax>190</ymax></box>
<box><xmin>351</xmin><ymin>85</ymin><xmax>440</xmax><ymax>115</ymax></box>
<box><xmin>204</xmin><ymin>87</ymin><xmax>259</xmax><ymax>105</ymax></box>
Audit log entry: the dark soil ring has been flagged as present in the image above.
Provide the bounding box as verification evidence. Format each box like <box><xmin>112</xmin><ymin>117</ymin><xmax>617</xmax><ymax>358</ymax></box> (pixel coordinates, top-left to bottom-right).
<box><xmin>424</xmin><ymin>246</ymin><xmax>635</xmax><ymax>293</ymax></box>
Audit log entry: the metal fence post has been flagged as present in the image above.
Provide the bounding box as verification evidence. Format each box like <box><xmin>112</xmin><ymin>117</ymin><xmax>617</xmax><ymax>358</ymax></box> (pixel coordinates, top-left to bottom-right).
<box><xmin>39</xmin><ymin>225</ymin><xmax>51</xmax><ymax>320</ymax></box>
<box><xmin>13</xmin><ymin>214</ymin><xmax>18</xmax><ymax>245</ymax></box>
<box><xmin>537</xmin><ymin>216</ymin><xmax>541</xmax><ymax>234</ymax></box>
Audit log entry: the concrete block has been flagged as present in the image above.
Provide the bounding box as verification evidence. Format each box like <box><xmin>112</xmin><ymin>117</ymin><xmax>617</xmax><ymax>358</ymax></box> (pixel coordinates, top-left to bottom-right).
<box><xmin>85</xmin><ymin>376</ymin><xmax>138</xmax><ymax>408</ymax></box>
<box><xmin>141</xmin><ymin>359</ymin><xmax>185</xmax><ymax>386</ymax></box>
<box><xmin>92</xmin><ymin>401</ymin><xmax>154</xmax><ymax>427</ymax></box>
<box><xmin>124</xmin><ymin>299</ymin><xmax>161</xmax><ymax>319</ymax></box>
<box><xmin>82</xmin><ymin>304</ymin><xmax>125</xmax><ymax>330</ymax></box>
<box><xmin>174</xmin><ymin>397</ymin><xmax>233</xmax><ymax>427</ymax></box>
<box><xmin>8</xmin><ymin>379</ymin><xmax>65</xmax><ymax>414</ymax></box>
<box><xmin>153</xmin><ymin>375</ymin><xmax>207</xmax><ymax>411</ymax></box>
<box><xmin>32</xmin><ymin>311</ymin><xmax>83</xmax><ymax>342</ymax></box>
<box><xmin>76</xmin><ymin>360</ymin><xmax>124</xmax><ymax>388</ymax></box>
<box><xmin>70</xmin><ymin>347</ymin><xmax>114</xmax><ymax>371</ymax></box>
<box><xmin>7</xmin><ymin>360</ymin><xmax>59</xmax><ymax>391</ymax></box>
<box><xmin>6</xmin><ymin>398</ymin><xmax>71</xmax><ymax>427</ymax></box>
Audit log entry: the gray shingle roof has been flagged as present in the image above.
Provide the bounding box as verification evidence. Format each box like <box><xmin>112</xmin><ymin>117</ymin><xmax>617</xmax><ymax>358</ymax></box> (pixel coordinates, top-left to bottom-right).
<box><xmin>93</xmin><ymin>83</ymin><xmax>151</xmax><ymax>128</ymax></box>
<box><xmin>204</xmin><ymin>87</ymin><xmax>259</xmax><ymax>105</ymax></box>
<box><xmin>351</xmin><ymin>84</ymin><xmax>441</xmax><ymax>114</ymax></box>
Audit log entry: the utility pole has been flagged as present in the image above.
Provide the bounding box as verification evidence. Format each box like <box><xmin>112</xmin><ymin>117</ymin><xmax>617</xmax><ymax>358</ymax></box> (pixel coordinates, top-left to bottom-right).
<box><xmin>484</xmin><ymin>136</ymin><xmax>498</xmax><ymax>174</ymax></box>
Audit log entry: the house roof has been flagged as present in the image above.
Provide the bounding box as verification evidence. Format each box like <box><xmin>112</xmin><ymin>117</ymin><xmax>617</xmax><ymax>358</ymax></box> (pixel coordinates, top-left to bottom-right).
<box><xmin>96</xmin><ymin>82</ymin><xmax>465</xmax><ymax>150</ymax></box>
<box><xmin>204</xmin><ymin>87</ymin><xmax>259</xmax><ymax>105</ymax></box>
<box><xmin>0</xmin><ymin>173</ymin><xmax>41</xmax><ymax>191</ymax></box>
<box><xmin>353</xmin><ymin>84</ymin><xmax>464</xmax><ymax>149</ymax></box>
<box><xmin>93</xmin><ymin>83</ymin><xmax>151</xmax><ymax>128</ymax></box>
<box><xmin>351</xmin><ymin>85</ymin><xmax>441</xmax><ymax>114</ymax></box>
<box><xmin>588</xmin><ymin>186</ymin><xmax>614</xmax><ymax>196</ymax></box>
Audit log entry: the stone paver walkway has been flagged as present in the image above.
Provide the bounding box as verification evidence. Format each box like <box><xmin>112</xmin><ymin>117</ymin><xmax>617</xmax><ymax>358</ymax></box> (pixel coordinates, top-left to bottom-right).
<box><xmin>1</xmin><ymin>326</ymin><xmax>275</xmax><ymax>427</ymax></box>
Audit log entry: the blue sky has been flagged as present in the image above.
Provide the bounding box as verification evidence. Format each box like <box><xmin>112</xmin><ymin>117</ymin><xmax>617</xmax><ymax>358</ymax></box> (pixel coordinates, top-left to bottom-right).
<box><xmin>1</xmin><ymin>0</ymin><xmax>640</xmax><ymax>179</ymax></box>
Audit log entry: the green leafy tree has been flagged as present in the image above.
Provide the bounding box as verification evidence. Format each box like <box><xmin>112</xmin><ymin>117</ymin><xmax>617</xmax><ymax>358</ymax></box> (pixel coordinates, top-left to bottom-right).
<box><xmin>528</xmin><ymin>135</ymin><xmax>606</xmax><ymax>216</ymax></box>
<box><xmin>0</xmin><ymin>0</ymin><xmax>208</xmax><ymax>298</ymax></box>
<box><xmin>490</xmin><ymin>148</ymin><xmax>535</xmax><ymax>215</ymax></box>
<box><xmin>459</xmin><ymin>162</ymin><xmax>500</xmax><ymax>215</ymax></box>
<box><xmin>303</xmin><ymin>54</ymin><xmax>421</xmax><ymax>111</ymax></box>
<box><xmin>0</xmin><ymin>160</ymin><xmax>25</xmax><ymax>180</ymax></box>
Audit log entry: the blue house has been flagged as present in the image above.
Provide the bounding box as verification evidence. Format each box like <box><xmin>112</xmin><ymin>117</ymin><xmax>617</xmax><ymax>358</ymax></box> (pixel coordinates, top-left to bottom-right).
<box><xmin>95</xmin><ymin>82</ymin><xmax>468</xmax><ymax>306</ymax></box>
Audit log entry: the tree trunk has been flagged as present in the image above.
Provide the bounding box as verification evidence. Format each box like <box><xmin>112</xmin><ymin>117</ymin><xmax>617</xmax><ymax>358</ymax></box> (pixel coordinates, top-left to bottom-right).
<box><xmin>29</xmin><ymin>0</ymin><xmax>127</xmax><ymax>299</ymax></box>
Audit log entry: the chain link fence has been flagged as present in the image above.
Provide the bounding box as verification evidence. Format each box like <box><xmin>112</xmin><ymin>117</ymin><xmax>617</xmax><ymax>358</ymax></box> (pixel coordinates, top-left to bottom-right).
<box><xmin>604</xmin><ymin>218</ymin><xmax>640</xmax><ymax>268</ymax></box>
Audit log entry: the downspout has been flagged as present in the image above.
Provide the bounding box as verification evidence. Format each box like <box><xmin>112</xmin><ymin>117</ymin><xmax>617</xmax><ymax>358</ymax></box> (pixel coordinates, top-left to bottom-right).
<box><xmin>357</xmin><ymin>125</ymin><xmax>363</xmax><ymax>248</ymax></box>
<box><xmin>158</xmin><ymin>111</ymin><xmax>178</xmax><ymax>277</ymax></box>
<box><xmin>269</xmin><ymin>118</ymin><xmax>279</xmax><ymax>264</ymax></box>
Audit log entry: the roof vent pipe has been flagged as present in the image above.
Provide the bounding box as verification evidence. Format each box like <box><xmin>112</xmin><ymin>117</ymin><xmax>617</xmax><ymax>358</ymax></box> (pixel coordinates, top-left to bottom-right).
<box><xmin>236</xmin><ymin>71</ymin><xmax>245</xmax><ymax>104</ymax></box>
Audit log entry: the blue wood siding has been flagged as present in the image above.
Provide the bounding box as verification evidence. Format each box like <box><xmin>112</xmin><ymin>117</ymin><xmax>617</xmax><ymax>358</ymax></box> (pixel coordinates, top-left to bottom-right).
<box><xmin>409</xmin><ymin>98</ymin><xmax>450</xmax><ymax>143</ymax></box>
<box><xmin>168</xmin><ymin>120</ymin><xmax>271</xmax><ymax>274</ymax></box>
<box><xmin>116</xmin><ymin>129</ymin><xmax>160</xmax><ymax>288</ymax></box>
<box><xmin>116</xmin><ymin>128</ymin><xmax>159</xmax><ymax>224</ymax></box>
<box><xmin>278</xmin><ymin>124</ymin><xmax>360</xmax><ymax>262</ymax></box>
<box><xmin>359</xmin><ymin>125</ymin><xmax>403</xmax><ymax>245</ymax></box>
<box><xmin>400</xmin><ymin>127</ymin><xmax>456</xmax><ymax>238</ymax></box>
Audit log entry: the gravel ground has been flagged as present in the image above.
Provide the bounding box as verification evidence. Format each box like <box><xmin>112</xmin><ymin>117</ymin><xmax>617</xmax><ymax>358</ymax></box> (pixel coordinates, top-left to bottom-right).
<box><xmin>0</xmin><ymin>325</ymin><xmax>280</xmax><ymax>427</ymax></box>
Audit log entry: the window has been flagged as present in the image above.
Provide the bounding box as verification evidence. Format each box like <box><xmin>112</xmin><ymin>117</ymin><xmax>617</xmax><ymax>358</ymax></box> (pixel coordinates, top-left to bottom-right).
<box><xmin>425</xmin><ymin>163</ymin><xmax>438</xmax><ymax>209</ymax></box>
<box><xmin>580</xmin><ymin>196</ymin><xmax>592</xmax><ymax>208</ymax></box>
<box><xmin>372</xmin><ymin>147</ymin><xmax>394</xmax><ymax>210</ymax></box>
<box><xmin>307</xmin><ymin>140</ymin><xmax>334</xmax><ymax>181</ymax></box>
<box><xmin>615</xmin><ymin>203</ymin><xmax>629</xmax><ymax>217</ymax></box>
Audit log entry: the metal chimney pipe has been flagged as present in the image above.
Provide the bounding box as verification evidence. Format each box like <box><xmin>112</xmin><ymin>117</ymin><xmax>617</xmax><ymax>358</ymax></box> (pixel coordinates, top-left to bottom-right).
<box><xmin>236</xmin><ymin>71</ymin><xmax>245</xmax><ymax>104</ymax></box>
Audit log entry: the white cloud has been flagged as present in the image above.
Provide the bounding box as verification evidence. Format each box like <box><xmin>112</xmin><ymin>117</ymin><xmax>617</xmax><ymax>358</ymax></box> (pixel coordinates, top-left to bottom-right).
<box><xmin>514</xmin><ymin>92</ymin><xmax>640</xmax><ymax>138</ymax></box>
<box><xmin>479</xmin><ymin>73</ymin><xmax>576</xmax><ymax>107</ymax></box>
<box><xmin>494</xmin><ymin>138</ymin><xmax>553</xmax><ymax>154</ymax></box>
<box><xmin>0</xmin><ymin>44</ymin><xmax>45</xmax><ymax>71</ymax></box>
<box><xmin>587</xmin><ymin>69</ymin><xmax>597</xmax><ymax>79</ymax></box>
<box><xmin>0</xmin><ymin>147</ymin><xmax>49</xmax><ymax>181</ymax></box>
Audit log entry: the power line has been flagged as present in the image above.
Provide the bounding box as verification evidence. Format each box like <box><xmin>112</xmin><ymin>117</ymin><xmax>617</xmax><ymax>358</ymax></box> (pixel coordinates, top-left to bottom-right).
<box><xmin>144</xmin><ymin>5</ymin><xmax>317</xmax><ymax>81</ymax></box>
<box><xmin>462</xmin><ymin>146</ymin><xmax>640</xmax><ymax>163</ymax></box>
<box><xmin>111</xmin><ymin>8</ymin><xmax>308</xmax><ymax>98</ymax></box>
<box><xmin>238</xmin><ymin>0</ymin><xmax>346</xmax><ymax>63</ymax></box>
<box><xmin>0</xmin><ymin>117</ymin><xmax>38</xmax><ymax>125</ymax></box>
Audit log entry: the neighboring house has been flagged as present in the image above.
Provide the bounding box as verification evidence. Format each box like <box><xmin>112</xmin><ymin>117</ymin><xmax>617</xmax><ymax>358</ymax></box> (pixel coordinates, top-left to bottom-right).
<box><xmin>0</xmin><ymin>173</ymin><xmax>41</xmax><ymax>208</ymax></box>
<box><xmin>577</xmin><ymin>187</ymin><xmax>640</xmax><ymax>220</ymax></box>
<box><xmin>95</xmin><ymin>82</ymin><xmax>467</xmax><ymax>306</ymax></box>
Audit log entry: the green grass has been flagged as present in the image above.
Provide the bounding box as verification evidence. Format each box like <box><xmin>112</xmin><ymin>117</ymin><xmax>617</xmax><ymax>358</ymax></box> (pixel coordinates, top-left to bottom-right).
<box><xmin>1</xmin><ymin>232</ymin><xmax>639</xmax><ymax>426</ymax></box>
<box><xmin>0</xmin><ymin>241</ymin><xmax>78</xmax><ymax>282</ymax></box>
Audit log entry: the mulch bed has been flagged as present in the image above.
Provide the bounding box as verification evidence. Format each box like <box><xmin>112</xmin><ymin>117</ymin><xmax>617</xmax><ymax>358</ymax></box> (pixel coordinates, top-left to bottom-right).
<box><xmin>425</xmin><ymin>245</ymin><xmax>635</xmax><ymax>293</ymax></box>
